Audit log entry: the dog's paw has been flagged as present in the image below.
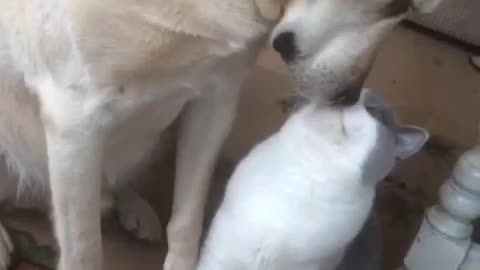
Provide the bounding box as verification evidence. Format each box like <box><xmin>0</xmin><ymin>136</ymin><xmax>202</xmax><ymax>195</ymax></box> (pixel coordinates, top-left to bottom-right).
<box><xmin>163</xmin><ymin>248</ymin><xmax>197</xmax><ymax>270</ymax></box>
<box><xmin>116</xmin><ymin>190</ymin><xmax>162</xmax><ymax>242</ymax></box>
<box><xmin>0</xmin><ymin>222</ymin><xmax>13</xmax><ymax>270</ymax></box>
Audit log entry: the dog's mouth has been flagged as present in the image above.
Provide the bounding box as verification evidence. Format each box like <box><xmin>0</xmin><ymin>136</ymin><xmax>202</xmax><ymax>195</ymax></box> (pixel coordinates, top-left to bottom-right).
<box><xmin>331</xmin><ymin>87</ymin><xmax>363</xmax><ymax>107</ymax></box>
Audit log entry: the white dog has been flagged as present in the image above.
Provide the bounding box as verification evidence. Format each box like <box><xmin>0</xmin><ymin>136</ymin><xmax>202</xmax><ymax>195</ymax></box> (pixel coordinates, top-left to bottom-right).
<box><xmin>0</xmin><ymin>1</ymin><xmax>284</xmax><ymax>269</ymax></box>
<box><xmin>196</xmin><ymin>88</ymin><xmax>429</xmax><ymax>270</ymax></box>
<box><xmin>0</xmin><ymin>0</ymin><xmax>440</xmax><ymax>270</ymax></box>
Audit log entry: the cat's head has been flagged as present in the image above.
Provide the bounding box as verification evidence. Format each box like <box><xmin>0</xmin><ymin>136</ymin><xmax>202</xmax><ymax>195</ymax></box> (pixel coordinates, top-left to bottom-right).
<box><xmin>338</xmin><ymin>89</ymin><xmax>429</xmax><ymax>184</ymax></box>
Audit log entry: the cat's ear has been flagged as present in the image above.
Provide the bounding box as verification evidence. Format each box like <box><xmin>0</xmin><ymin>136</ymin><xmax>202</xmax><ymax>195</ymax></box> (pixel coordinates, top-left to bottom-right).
<box><xmin>395</xmin><ymin>126</ymin><xmax>429</xmax><ymax>160</ymax></box>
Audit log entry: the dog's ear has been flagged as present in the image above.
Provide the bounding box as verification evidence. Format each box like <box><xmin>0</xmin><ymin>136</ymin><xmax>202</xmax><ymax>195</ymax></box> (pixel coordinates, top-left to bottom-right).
<box><xmin>412</xmin><ymin>0</ymin><xmax>442</xmax><ymax>13</ymax></box>
<box><xmin>255</xmin><ymin>0</ymin><xmax>288</xmax><ymax>21</ymax></box>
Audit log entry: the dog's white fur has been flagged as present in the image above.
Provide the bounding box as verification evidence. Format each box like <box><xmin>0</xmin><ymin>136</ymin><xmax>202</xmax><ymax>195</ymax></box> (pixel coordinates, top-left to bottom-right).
<box><xmin>196</xmin><ymin>89</ymin><xmax>429</xmax><ymax>270</ymax></box>
<box><xmin>0</xmin><ymin>1</ymin><xmax>287</xmax><ymax>269</ymax></box>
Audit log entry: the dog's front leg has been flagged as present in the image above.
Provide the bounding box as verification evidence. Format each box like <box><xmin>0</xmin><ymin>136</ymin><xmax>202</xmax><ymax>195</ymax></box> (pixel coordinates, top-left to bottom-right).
<box><xmin>164</xmin><ymin>84</ymin><xmax>241</xmax><ymax>270</ymax></box>
<box><xmin>44</xmin><ymin>97</ymin><xmax>106</xmax><ymax>270</ymax></box>
<box><xmin>46</xmin><ymin>130</ymin><xmax>104</xmax><ymax>270</ymax></box>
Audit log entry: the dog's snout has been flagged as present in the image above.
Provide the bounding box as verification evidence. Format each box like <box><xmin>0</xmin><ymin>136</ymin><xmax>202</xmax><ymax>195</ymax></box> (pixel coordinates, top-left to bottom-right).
<box><xmin>273</xmin><ymin>32</ymin><xmax>297</xmax><ymax>61</ymax></box>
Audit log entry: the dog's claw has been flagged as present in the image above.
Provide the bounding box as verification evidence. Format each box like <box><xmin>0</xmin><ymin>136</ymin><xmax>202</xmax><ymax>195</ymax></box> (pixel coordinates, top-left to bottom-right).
<box><xmin>116</xmin><ymin>189</ymin><xmax>162</xmax><ymax>242</ymax></box>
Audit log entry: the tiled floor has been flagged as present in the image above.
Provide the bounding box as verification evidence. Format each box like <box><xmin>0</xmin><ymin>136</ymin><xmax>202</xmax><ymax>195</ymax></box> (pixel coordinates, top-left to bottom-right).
<box><xmin>5</xmin><ymin>25</ymin><xmax>480</xmax><ymax>269</ymax></box>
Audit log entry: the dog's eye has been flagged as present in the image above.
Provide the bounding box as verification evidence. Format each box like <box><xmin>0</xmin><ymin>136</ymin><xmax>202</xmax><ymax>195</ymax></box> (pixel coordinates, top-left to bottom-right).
<box><xmin>383</xmin><ymin>0</ymin><xmax>412</xmax><ymax>17</ymax></box>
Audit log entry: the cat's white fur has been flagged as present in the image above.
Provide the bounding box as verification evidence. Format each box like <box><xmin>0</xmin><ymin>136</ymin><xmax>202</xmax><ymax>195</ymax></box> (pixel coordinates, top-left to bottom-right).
<box><xmin>197</xmin><ymin>90</ymin><xmax>429</xmax><ymax>270</ymax></box>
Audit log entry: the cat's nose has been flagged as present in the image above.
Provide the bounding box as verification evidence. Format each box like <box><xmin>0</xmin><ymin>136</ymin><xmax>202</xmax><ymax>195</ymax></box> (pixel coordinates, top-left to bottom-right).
<box><xmin>273</xmin><ymin>32</ymin><xmax>297</xmax><ymax>61</ymax></box>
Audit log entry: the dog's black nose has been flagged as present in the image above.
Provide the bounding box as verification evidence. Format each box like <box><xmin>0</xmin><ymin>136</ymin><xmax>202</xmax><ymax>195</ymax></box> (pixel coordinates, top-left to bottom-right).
<box><xmin>273</xmin><ymin>32</ymin><xmax>297</xmax><ymax>61</ymax></box>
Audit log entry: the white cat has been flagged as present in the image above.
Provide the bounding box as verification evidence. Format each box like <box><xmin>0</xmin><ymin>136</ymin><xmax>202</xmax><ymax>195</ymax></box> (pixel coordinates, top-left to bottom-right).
<box><xmin>196</xmin><ymin>89</ymin><xmax>429</xmax><ymax>270</ymax></box>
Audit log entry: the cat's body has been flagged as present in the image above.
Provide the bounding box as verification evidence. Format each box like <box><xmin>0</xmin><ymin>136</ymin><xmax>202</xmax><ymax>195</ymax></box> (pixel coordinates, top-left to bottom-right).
<box><xmin>336</xmin><ymin>212</ymin><xmax>381</xmax><ymax>270</ymax></box>
<box><xmin>197</xmin><ymin>90</ymin><xmax>428</xmax><ymax>270</ymax></box>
